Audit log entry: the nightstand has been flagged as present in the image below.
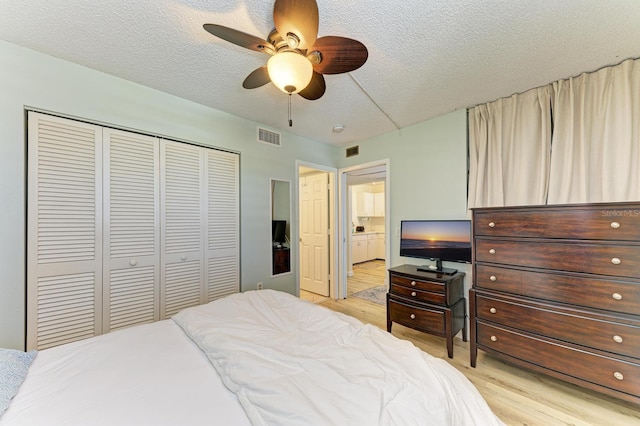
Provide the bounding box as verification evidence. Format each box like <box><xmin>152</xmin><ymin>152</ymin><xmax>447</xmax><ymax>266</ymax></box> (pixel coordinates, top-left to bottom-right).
<box><xmin>387</xmin><ymin>264</ymin><xmax>466</xmax><ymax>358</ymax></box>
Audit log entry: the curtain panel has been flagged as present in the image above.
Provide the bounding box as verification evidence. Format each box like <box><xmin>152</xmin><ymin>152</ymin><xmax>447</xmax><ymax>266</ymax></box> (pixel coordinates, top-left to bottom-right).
<box><xmin>469</xmin><ymin>58</ymin><xmax>640</xmax><ymax>208</ymax></box>
<box><xmin>468</xmin><ymin>86</ymin><xmax>552</xmax><ymax>208</ymax></box>
<box><xmin>548</xmin><ymin>58</ymin><xmax>640</xmax><ymax>204</ymax></box>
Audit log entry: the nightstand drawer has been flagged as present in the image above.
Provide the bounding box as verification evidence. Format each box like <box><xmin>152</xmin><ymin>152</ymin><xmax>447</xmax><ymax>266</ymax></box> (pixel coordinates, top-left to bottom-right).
<box><xmin>390</xmin><ymin>274</ymin><xmax>445</xmax><ymax>294</ymax></box>
<box><xmin>474</xmin><ymin>206</ymin><xmax>640</xmax><ymax>241</ymax></box>
<box><xmin>388</xmin><ymin>298</ymin><xmax>445</xmax><ymax>335</ymax></box>
<box><xmin>390</xmin><ymin>284</ymin><xmax>445</xmax><ymax>305</ymax></box>
<box><xmin>475</xmin><ymin>293</ymin><xmax>640</xmax><ymax>358</ymax></box>
<box><xmin>477</xmin><ymin>321</ymin><xmax>640</xmax><ymax>398</ymax></box>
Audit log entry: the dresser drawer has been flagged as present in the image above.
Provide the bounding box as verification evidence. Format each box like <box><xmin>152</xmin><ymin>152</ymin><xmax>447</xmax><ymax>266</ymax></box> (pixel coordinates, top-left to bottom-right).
<box><xmin>475</xmin><ymin>293</ymin><xmax>640</xmax><ymax>358</ymax></box>
<box><xmin>475</xmin><ymin>264</ymin><xmax>640</xmax><ymax>315</ymax></box>
<box><xmin>475</xmin><ymin>238</ymin><xmax>640</xmax><ymax>278</ymax></box>
<box><xmin>474</xmin><ymin>205</ymin><xmax>640</xmax><ymax>240</ymax></box>
<box><xmin>390</xmin><ymin>274</ymin><xmax>445</xmax><ymax>294</ymax></box>
<box><xmin>390</xmin><ymin>284</ymin><xmax>445</xmax><ymax>305</ymax></box>
<box><xmin>388</xmin><ymin>297</ymin><xmax>445</xmax><ymax>335</ymax></box>
<box><xmin>476</xmin><ymin>321</ymin><xmax>640</xmax><ymax>398</ymax></box>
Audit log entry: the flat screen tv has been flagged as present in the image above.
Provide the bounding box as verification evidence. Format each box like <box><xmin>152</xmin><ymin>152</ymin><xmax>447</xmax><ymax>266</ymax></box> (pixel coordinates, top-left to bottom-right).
<box><xmin>272</xmin><ymin>220</ymin><xmax>287</xmax><ymax>245</ymax></box>
<box><xmin>399</xmin><ymin>220</ymin><xmax>472</xmax><ymax>275</ymax></box>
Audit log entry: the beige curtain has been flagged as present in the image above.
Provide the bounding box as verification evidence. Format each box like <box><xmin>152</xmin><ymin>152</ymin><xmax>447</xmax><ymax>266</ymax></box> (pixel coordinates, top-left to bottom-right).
<box><xmin>468</xmin><ymin>86</ymin><xmax>552</xmax><ymax>208</ymax></box>
<box><xmin>548</xmin><ymin>59</ymin><xmax>640</xmax><ymax>204</ymax></box>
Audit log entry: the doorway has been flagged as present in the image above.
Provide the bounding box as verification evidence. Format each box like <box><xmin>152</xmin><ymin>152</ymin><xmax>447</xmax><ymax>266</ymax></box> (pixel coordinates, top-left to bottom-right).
<box><xmin>339</xmin><ymin>160</ymin><xmax>390</xmax><ymax>300</ymax></box>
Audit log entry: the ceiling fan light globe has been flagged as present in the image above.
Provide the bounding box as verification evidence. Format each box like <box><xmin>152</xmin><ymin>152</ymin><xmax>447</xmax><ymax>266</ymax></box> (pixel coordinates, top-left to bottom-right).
<box><xmin>267</xmin><ymin>51</ymin><xmax>313</xmax><ymax>94</ymax></box>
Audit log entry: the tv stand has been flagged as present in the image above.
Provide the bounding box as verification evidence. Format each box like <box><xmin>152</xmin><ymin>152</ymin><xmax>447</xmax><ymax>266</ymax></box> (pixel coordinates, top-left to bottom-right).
<box><xmin>416</xmin><ymin>258</ymin><xmax>457</xmax><ymax>275</ymax></box>
<box><xmin>387</xmin><ymin>265</ymin><xmax>466</xmax><ymax>358</ymax></box>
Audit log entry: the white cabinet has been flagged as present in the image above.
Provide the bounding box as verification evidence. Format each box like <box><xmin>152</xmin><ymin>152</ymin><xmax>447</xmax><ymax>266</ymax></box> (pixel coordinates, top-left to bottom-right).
<box><xmin>374</xmin><ymin>193</ymin><xmax>385</xmax><ymax>217</ymax></box>
<box><xmin>377</xmin><ymin>233</ymin><xmax>386</xmax><ymax>260</ymax></box>
<box><xmin>367</xmin><ymin>234</ymin><xmax>378</xmax><ymax>260</ymax></box>
<box><xmin>352</xmin><ymin>233</ymin><xmax>386</xmax><ymax>263</ymax></box>
<box><xmin>352</xmin><ymin>234</ymin><xmax>368</xmax><ymax>264</ymax></box>
<box><xmin>356</xmin><ymin>192</ymin><xmax>374</xmax><ymax>217</ymax></box>
<box><xmin>356</xmin><ymin>191</ymin><xmax>385</xmax><ymax>217</ymax></box>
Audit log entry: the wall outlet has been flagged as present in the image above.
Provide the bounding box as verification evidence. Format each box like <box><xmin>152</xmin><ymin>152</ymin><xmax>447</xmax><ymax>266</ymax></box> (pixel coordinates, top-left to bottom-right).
<box><xmin>257</xmin><ymin>282</ymin><xmax>263</xmax><ymax>290</ymax></box>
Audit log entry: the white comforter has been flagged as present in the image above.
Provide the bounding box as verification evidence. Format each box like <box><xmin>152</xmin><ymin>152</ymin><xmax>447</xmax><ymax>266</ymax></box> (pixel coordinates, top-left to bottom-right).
<box><xmin>173</xmin><ymin>289</ymin><xmax>503</xmax><ymax>426</ymax></box>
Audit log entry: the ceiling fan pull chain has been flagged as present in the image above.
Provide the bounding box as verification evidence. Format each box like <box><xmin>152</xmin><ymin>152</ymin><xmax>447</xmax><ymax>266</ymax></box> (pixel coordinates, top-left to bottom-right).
<box><xmin>288</xmin><ymin>93</ymin><xmax>293</xmax><ymax>127</ymax></box>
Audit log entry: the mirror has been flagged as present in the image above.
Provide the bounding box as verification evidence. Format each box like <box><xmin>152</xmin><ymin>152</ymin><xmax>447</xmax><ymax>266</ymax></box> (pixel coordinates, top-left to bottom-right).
<box><xmin>271</xmin><ymin>179</ymin><xmax>291</xmax><ymax>275</ymax></box>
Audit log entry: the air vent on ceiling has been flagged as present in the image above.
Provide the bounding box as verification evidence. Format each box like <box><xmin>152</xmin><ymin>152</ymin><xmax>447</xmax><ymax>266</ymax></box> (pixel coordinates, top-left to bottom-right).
<box><xmin>257</xmin><ymin>127</ymin><xmax>281</xmax><ymax>147</ymax></box>
<box><xmin>346</xmin><ymin>145</ymin><xmax>359</xmax><ymax>157</ymax></box>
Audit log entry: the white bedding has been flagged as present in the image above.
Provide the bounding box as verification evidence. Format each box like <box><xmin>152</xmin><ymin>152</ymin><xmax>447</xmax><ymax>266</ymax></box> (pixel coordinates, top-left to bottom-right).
<box><xmin>2</xmin><ymin>290</ymin><xmax>503</xmax><ymax>425</ymax></box>
<box><xmin>174</xmin><ymin>290</ymin><xmax>503</xmax><ymax>426</ymax></box>
<box><xmin>0</xmin><ymin>319</ymin><xmax>250</xmax><ymax>426</ymax></box>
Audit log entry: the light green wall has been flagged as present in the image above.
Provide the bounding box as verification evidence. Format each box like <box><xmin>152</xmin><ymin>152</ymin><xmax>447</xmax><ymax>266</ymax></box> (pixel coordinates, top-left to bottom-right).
<box><xmin>341</xmin><ymin>109</ymin><xmax>469</xmax><ymax>262</ymax></box>
<box><xmin>340</xmin><ymin>109</ymin><xmax>472</xmax><ymax>291</ymax></box>
<box><xmin>0</xmin><ymin>40</ymin><xmax>340</xmax><ymax>349</ymax></box>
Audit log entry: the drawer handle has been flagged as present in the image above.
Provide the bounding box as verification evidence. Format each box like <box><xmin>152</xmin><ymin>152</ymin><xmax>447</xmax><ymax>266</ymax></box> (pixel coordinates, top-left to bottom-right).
<box><xmin>411</xmin><ymin>281</ymin><xmax>416</xmax><ymax>286</ymax></box>
<box><xmin>489</xmin><ymin>249</ymin><xmax>496</xmax><ymax>255</ymax></box>
<box><xmin>610</xmin><ymin>221</ymin><xmax>621</xmax><ymax>229</ymax></box>
<box><xmin>411</xmin><ymin>291</ymin><xmax>417</xmax><ymax>297</ymax></box>
<box><xmin>410</xmin><ymin>314</ymin><xmax>416</xmax><ymax>320</ymax></box>
<box><xmin>611</xmin><ymin>257</ymin><xmax>621</xmax><ymax>265</ymax></box>
<box><xmin>613</xmin><ymin>335</ymin><xmax>624</xmax><ymax>344</ymax></box>
<box><xmin>614</xmin><ymin>372</ymin><xmax>624</xmax><ymax>381</ymax></box>
<box><xmin>181</xmin><ymin>255</ymin><xmax>187</xmax><ymax>261</ymax></box>
<box><xmin>489</xmin><ymin>307</ymin><xmax>497</xmax><ymax>314</ymax></box>
<box><xmin>612</xmin><ymin>292</ymin><xmax>623</xmax><ymax>301</ymax></box>
<box><xmin>488</xmin><ymin>222</ymin><xmax>495</xmax><ymax>228</ymax></box>
<box><xmin>129</xmin><ymin>260</ymin><xmax>138</xmax><ymax>266</ymax></box>
<box><xmin>489</xmin><ymin>275</ymin><xmax>497</xmax><ymax>282</ymax></box>
<box><xmin>490</xmin><ymin>335</ymin><xmax>498</xmax><ymax>342</ymax></box>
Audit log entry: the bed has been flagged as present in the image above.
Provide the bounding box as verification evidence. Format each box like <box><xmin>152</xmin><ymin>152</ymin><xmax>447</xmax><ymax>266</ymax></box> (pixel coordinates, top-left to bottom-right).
<box><xmin>1</xmin><ymin>289</ymin><xmax>503</xmax><ymax>425</ymax></box>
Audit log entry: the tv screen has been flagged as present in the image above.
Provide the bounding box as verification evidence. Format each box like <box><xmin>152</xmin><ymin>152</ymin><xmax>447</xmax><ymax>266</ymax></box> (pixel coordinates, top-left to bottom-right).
<box><xmin>400</xmin><ymin>220</ymin><xmax>472</xmax><ymax>264</ymax></box>
<box><xmin>272</xmin><ymin>220</ymin><xmax>287</xmax><ymax>244</ymax></box>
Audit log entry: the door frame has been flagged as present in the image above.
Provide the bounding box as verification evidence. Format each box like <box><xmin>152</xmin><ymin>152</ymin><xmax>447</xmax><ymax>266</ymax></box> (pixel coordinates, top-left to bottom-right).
<box><xmin>338</xmin><ymin>159</ymin><xmax>391</xmax><ymax>300</ymax></box>
<box><xmin>295</xmin><ymin>161</ymin><xmax>338</xmax><ymax>298</ymax></box>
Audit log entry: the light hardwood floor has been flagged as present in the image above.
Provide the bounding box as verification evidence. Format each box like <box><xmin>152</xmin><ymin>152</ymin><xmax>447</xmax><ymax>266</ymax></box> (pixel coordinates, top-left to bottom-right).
<box><xmin>310</xmin><ymin>260</ymin><xmax>640</xmax><ymax>426</ymax></box>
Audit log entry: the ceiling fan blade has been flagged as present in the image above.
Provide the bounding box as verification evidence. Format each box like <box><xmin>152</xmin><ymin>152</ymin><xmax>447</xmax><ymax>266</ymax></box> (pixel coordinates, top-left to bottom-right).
<box><xmin>243</xmin><ymin>66</ymin><xmax>271</xmax><ymax>89</ymax></box>
<box><xmin>298</xmin><ymin>72</ymin><xmax>326</xmax><ymax>100</ymax></box>
<box><xmin>273</xmin><ymin>0</ymin><xmax>319</xmax><ymax>50</ymax></box>
<box><xmin>310</xmin><ymin>36</ymin><xmax>368</xmax><ymax>75</ymax></box>
<box><xmin>203</xmin><ymin>24</ymin><xmax>273</xmax><ymax>53</ymax></box>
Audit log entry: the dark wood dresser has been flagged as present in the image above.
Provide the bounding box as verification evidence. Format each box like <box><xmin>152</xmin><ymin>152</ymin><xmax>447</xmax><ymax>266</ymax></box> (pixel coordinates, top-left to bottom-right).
<box><xmin>387</xmin><ymin>264</ymin><xmax>466</xmax><ymax>358</ymax></box>
<box><xmin>470</xmin><ymin>202</ymin><xmax>640</xmax><ymax>404</ymax></box>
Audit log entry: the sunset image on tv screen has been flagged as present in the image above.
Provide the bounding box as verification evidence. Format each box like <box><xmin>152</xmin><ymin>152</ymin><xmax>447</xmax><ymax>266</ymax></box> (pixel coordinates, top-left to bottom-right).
<box><xmin>401</xmin><ymin>221</ymin><xmax>470</xmax><ymax>247</ymax></box>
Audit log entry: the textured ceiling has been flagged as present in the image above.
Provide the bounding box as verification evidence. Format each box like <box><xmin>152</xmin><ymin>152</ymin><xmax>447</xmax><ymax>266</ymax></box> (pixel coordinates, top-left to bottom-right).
<box><xmin>1</xmin><ymin>0</ymin><xmax>640</xmax><ymax>146</ymax></box>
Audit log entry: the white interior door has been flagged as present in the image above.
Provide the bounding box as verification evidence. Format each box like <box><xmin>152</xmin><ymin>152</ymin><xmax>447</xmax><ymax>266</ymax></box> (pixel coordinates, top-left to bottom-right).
<box><xmin>299</xmin><ymin>173</ymin><xmax>329</xmax><ymax>296</ymax></box>
<box><xmin>27</xmin><ymin>112</ymin><xmax>103</xmax><ymax>350</ymax></box>
<box><xmin>204</xmin><ymin>149</ymin><xmax>240</xmax><ymax>301</ymax></box>
<box><xmin>103</xmin><ymin>129</ymin><xmax>160</xmax><ymax>332</ymax></box>
<box><xmin>160</xmin><ymin>140</ymin><xmax>205</xmax><ymax>318</ymax></box>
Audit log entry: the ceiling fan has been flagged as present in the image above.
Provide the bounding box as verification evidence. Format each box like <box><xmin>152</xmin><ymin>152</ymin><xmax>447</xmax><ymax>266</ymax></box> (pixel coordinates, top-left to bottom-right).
<box><xmin>203</xmin><ymin>0</ymin><xmax>368</xmax><ymax>104</ymax></box>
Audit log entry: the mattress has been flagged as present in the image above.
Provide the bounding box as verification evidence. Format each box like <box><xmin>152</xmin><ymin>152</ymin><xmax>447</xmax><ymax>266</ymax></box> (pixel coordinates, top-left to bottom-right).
<box><xmin>2</xmin><ymin>290</ymin><xmax>503</xmax><ymax>425</ymax></box>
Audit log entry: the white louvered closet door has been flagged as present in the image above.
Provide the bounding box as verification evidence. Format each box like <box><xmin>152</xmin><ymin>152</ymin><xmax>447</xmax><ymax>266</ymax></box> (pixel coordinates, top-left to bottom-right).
<box><xmin>205</xmin><ymin>150</ymin><xmax>240</xmax><ymax>301</ymax></box>
<box><xmin>103</xmin><ymin>129</ymin><xmax>160</xmax><ymax>332</ymax></box>
<box><xmin>27</xmin><ymin>112</ymin><xmax>103</xmax><ymax>350</ymax></box>
<box><xmin>160</xmin><ymin>140</ymin><xmax>205</xmax><ymax>318</ymax></box>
